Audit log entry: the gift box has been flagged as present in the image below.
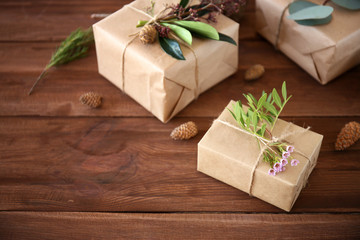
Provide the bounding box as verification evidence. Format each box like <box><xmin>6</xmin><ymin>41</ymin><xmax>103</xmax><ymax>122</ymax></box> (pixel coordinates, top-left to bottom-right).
<box><xmin>197</xmin><ymin>100</ymin><xmax>323</xmax><ymax>211</ymax></box>
<box><xmin>93</xmin><ymin>0</ymin><xmax>239</xmax><ymax>122</ymax></box>
<box><xmin>256</xmin><ymin>0</ymin><xmax>360</xmax><ymax>85</ymax></box>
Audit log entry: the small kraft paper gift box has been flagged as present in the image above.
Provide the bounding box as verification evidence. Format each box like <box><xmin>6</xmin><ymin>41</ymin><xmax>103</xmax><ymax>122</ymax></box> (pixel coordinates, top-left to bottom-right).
<box><xmin>198</xmin><ymin>100</ymin><xmax>323</xmax><ymax>211</ymax></box>
<box><xmin>256</xmin><ymin>0</ymin><xmax>360</xmax><ymax>85</ymax></box>
<box><xmin>93</xmin><ymin>0</ymin><xmax>239</xmax><ymax>122</ymax></box>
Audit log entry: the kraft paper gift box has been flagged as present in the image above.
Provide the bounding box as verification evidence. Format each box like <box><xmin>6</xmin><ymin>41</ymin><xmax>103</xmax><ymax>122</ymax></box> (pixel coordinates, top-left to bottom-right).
<box><xmin>197</xmin><ymin>100</ymin><xmax>323</xmax><ymax>211</ymax></box>
<box><xmin>256</xmin><ymin>0</ymin><xmax>360</xmax><ymax>85</ymax></box>
<box><xmin>93</xmin><ymin>0</ymin><xmax>239</xmax><ymax>122</ymax></box>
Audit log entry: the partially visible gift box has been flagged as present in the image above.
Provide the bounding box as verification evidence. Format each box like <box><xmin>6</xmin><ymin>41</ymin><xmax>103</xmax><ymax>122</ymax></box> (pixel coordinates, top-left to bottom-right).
<box><xmin>197</xmin><ymin>100</ymin><xmax>323</xmax><ymax>211</ymax></box>
<box><xmin>93</xmin><ymin>0</ymin><xmax>239</xmax><ymax>122</ymax></box>
<box><xmin>256</xmin><ymin>0</ymin><xmax>360</xmax><ymax>85</ymax></box>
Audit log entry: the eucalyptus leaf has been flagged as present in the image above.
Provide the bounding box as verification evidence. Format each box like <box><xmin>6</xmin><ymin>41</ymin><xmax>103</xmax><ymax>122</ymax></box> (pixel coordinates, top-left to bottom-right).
<box><xmin>161</xmin><ymin>23</ymin><xmax>192</xmax><ymax>45</ymax></box>
<box><xmin>159</xmin><ymin>37</ymin><xmax>185</xmax><ymax>60</ymax></box>
<box><xmin>281</xmin><ymin>81</ymin><xmax>287</xmax><ymax>101</ymax></box>
<box><xmin>331</xmin><ymin>0</ymin><xmax>360</xmax><ymax>10</ymax></box>
<box><xmin>174</xmin><ymin>21</ymin><xmax>219</xmax><ymax>40</ymax></box>
<box><xmin>288</xmin><ymin>0</ymin><xmax>333</xmax><ymax>26</ymax></box>
<box><xmin>179</xmin><ymin>0</ymin><xmax>189</xmax><ymax>8</ymax></box>
<box><xmin>288</xmin><ymin>6</ymin><xmax>333</xmax><ymax>20</ymax></box>
<box><xmin>272</xmin><ymin>89</ymin><xmax>282</xmax><ymax>108</ymax></box>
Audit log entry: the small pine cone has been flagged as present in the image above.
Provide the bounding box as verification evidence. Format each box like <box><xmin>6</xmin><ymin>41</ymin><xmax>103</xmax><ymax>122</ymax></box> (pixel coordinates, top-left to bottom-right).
<box><xmin>170</xmin><ymin>121</ymin><xmax>198</xmax><ymax>140</ymax></box>
<box><xmin>335</xmin><ymin>121</ymin><xmax>360</xmax><ymax>151</ymax></box>
<box><xmin>245</xmin><ymin>64</ymin><xmax>265</xmax><ymax>81</ymax></box>
<box><xmin>79</xmin><ymin>92</ymin><xmax>102</xmax><ymax>108</ymax></box>
<box><xmin>139</xmin><ymin>25</ymin><xmax>157</xmax><ymax>44</ymax></box>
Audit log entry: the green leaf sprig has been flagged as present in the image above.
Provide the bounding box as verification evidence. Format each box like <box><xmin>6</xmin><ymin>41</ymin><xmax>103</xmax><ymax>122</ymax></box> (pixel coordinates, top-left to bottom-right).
<box><xmin>28</xmin><ymin>27</ymin><xmax>94</xmax><ymax>95</ymax></box>
<box><xmin>228</xmin><ymin>82</ymin><xmax>299</xmax><ymax>175</ymax></box>
<box><xmin>287</xmin><ymin>0</ymin><xmax>360</xmax><ymax>26</ymax></box>
<box><xmin>135</xmin><ymin>0</ymin><xmax>237</xmax><ymax>60</ymax></box>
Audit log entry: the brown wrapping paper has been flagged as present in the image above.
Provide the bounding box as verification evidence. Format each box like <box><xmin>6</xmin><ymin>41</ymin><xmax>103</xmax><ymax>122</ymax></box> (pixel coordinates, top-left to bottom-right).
<box><xmin>93</xmin><ymin>0</ymin><xmax>239</xmax><ymax>122</ymax></box>
<box><xmin>256</xmin><ymin>0</ymin><xmax>360</xmax><ymax>85</ymax></box>
<box><xmin>197</xmin><ymin>100</ymin><xmax>323</xmax><ymax>211</ymax></box>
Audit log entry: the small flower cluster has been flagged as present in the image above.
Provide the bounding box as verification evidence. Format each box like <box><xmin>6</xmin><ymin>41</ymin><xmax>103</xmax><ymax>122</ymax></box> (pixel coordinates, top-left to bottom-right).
<box><xmin>268</xmin><ymin>145</ymin><xmax>299</xmax><ymax>176</ymax></box>
<box><xmin>155</xmin><ymin>25</ymin><xmax>171</xmax><ymax>38</ymax></box>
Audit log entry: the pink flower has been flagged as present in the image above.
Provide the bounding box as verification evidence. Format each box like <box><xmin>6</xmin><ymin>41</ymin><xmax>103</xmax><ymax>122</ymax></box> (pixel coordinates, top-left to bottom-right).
<box><xmin>273</xmin><ymin>162</ymin><xmax>282</xmax><ymax>172</ymax></box>
<box><xmin>281</xmin><ymin>166</ymin><xmax>286</xmax><ymax>172</ymax></box>
<box><xmin>291</xmin><ymin>159</ymin><xmax>300</xmax><ymax>166</ymax></box>
<box><xmin>268</xmin><ymin>168</ymin><xmax>276</xmax><ymax>176</ymax></box>
<box><xmin>281</xmin><ymin>158</ymin><xmax>288</xmax><ymax>166</ymax></box>
<box><xmin>286</xmin><ymin>145</ymin><xmax>294</xmax><ymax>153</ymax></box>
<box><xmin>282</xmin><ymin>151</ymin><xmax>290</xmax><ymax>159</ymax></box>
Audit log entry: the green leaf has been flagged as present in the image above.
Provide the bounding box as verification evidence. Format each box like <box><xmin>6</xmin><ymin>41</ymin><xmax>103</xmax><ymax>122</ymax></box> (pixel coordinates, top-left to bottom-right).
<box><xmin>266</xmin><ymin>93</ymin><xmax>272</xmax><ymax>103</ymax></box>
<box><xmin>281</xmin><ymin>81</ymin><xmax>287</xmax><ymax>102</ymax></box>
<box><xmin>136</xmin><ymin>20</ymin><xmax>148</xmax><ymax>28</ymax></box>
<box><xmin>272</xmin><ymin>89</ymin><xmax>282</xmax><ymax>108</ymax></box>
<box><xmin>257</xmin><ymin>93</ymin><xmax>267</xmax><ymax>109</ymax></box>
<box><xmin>179</xmin><ymin>0</ymin><xmax>189</xmax><ymax>8</ymax></box>
<box><xmin>248</xmin><ymin>93</ymin><xmax>258</xmax><ymax>105</ymax></box>
<box><xmin>260</xmin><ymin>124</ymin><xmax>267</xmax><ymax>137</ymax></box>
<box><xmin>158</xmin><ymin>37</ymin><xmax>185</xmax><ymax>60</ymax></box>
<box><xmin>219</xmin><ymin>33</ymin><xmax>237</xmax><ymax>45</ymax></box>
<box><xmin>331</xmin><ymin>0</ymin><xmax>360</xmax><ymax>10</ymax></box>
<box><xmin>161</xmin><ymin>23</ymin><xmax>192</xmax><ymax>45</ymax></box>
<box><xmin>227</xmin><ymin>108</ymin><xmax>237</xmax><ymax>121</ymax></box>
<box><xmin>173</xmin><ymin>21</ymin><xmax>219</xmax><ymax>40</ymax></box>
<box><xmin>263</xmin><ymin>102</ymin><xmax>278</xmax><ymax>116</ymax></box>
<box><xmin>288</xmin><ymin>1</ymin><xmax>333</xmax><ymax>26</ymax></box>
<box><xmin>288</xmin><ymin>2</ymin><xmax>333</xmax><ymax>20</ymax></box>
<box><xmin>252</xmin><ymin>111</ymin><xmax>258</xmax><ymax>130</ymax></box>
<box><xmin>245</xmin><ymin>112</ymin><xmax>250</xmax><ymax>128</ymax></box>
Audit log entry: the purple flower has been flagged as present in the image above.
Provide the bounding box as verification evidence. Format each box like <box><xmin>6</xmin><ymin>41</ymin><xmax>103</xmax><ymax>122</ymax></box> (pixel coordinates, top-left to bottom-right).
<box><xmin>281</xmin><ymin>166</ymin><xmax>286</xmax><ymax>172</ymax></box>
<box><xmin>273</xmin><ymin>162</ymin><xmax>282</xmax><ymax>172</ymax></box>
<box><xmin>268</xmin><ymin>168</ymin><xmax>276</xmax><ymax>176</ymax></box>
<box><xmin>281</xmin><ymin>158</ymin><xmax>288</xmax><ymax>166</ymax></box>
<box><xmin>286</xmin><ymin>145</ymin><xmax>294</xmax><ymax>153</ymax></box>
<box><xmin>282</xmin><ymin>151</ymin><xmax>290</xmax><ymax>159</ymax></box>
<box><xmin>291</xmin><ymin>159</ymin><xmax>300</xmax><ymax>166</ymax></box>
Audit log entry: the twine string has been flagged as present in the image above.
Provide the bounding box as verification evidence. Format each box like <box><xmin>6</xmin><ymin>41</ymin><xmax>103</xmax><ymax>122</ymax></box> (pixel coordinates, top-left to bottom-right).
<box><xmin>121</xmin><ymin>5</ymin><xmax>199</xmax><ymax>97</ymax></box>
<box><xmin>214</xmin><ymin>119</ymin><xmax>311</xmax><ymax>196</ymax></box>
<box><xmin>274</xmin><ymin>2</ymin><xmax>292</xmax><ymax>50</ymax></box>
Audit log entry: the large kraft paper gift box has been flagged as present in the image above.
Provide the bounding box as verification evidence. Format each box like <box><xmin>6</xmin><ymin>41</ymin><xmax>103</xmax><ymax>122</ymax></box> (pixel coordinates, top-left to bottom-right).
<box><xmin>256</xmin><ymin>0</ymin><xmax>360</xmax><ymax>85</ymax></box>
<box><xmin>198</xmin><ymin>100</ymin><xmax>323</xmax><ymax>211</ymax></box>
<box><xmin>93</xmin><ymin>0</ymin><xmax>239</xmax><ymax>122</ymax></box>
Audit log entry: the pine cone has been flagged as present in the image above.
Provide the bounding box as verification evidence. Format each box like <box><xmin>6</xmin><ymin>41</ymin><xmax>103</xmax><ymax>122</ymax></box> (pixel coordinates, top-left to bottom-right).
<box><xmin>335</xmin><ymin>121</ymin><xmax>360</xmax><ymax>151</ymax></box>
<box><xmin>139</xmin><ymin>25</ymin><xmax>157</xmax><ymax>44</ymax></box>
<box><xmin>79</xmin><ymin>92</ymin><xmax>102</xmax><ymax>108</ymax></box>
<box><xmin>245</xmin><ymin>64</ymin><xmax>265</xmax><ymax>81</ymax></box>
<box><xmin>170</xmin><ymin>121</ymin><xmax>198</xmax><ymax>140</ymax></box>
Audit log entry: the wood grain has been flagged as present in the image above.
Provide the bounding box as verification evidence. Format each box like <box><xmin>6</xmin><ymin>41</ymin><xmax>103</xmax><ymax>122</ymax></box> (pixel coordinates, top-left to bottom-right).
<box><xmin>0</xmin><ymin>42</ymin><xmax>359</xmax><ymax>118</ymax></box>
<box><xmin>0</xmin><ymin>117</ymin><xmax>359</xmax><ymax>212</ymax></box>
<box><xmin>1</xmin><ymin>0</ymin><xmax>359</xmax><ymax>238</ymax></box>
<box><xmin>0</xmin><ymin>212</ymin><xmax>359</xmax><ymax>240</ymax></box>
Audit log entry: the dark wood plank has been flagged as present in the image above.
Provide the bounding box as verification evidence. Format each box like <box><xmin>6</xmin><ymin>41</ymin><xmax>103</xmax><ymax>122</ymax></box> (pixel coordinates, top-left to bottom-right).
<box><xmin>0</xmin><ymin>0</ymin><xmax>255</xmax><ymax>42</ymax></box>
<box><xmin>0</xmin><ymin>212</ymin><xmax>359</xmax><ymax>240</ymax></box>
<box><xmin>0</xmin><ymin>117</ymin><xmax>359</xmax><ymax>212</ymax></box>
<box><xmin>0</xmin><ymin>41</ymin><xmax>359</xmax><ymax>118</ymax></box>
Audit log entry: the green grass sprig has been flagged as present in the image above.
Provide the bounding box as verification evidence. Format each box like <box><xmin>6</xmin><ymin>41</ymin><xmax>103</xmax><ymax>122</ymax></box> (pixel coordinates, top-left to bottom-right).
<box><xmin>28</xmin><ymin>27</ymin><xmax>94</xmax><ymax>95</ymax></box>
<box><xmin>228</xmin><ymin>81</ymin><xmax>293</xmax><ymax>168</ymax></box>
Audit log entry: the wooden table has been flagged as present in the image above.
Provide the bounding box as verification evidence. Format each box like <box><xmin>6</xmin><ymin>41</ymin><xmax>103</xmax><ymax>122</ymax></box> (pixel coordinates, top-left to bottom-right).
<box><xmin>1</xmin><ymin>0</ymin><xmax>359</xmax><ymax>239</ymax></box>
